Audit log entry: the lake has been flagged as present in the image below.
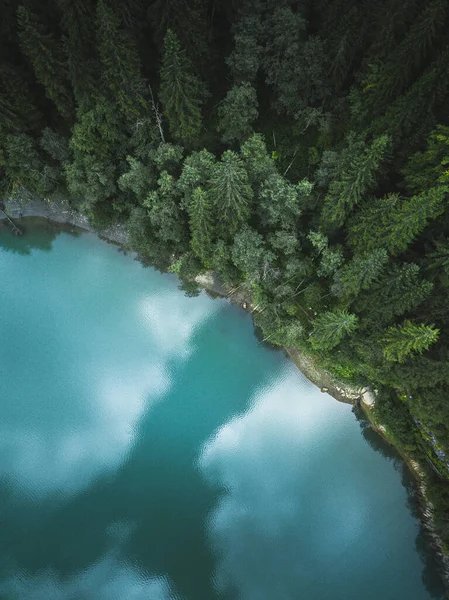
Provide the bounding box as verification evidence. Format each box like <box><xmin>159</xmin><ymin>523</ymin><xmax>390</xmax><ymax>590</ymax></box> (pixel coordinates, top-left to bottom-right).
<box><xmin>0</xmin><ymin>220</ymin><xmax>445</xmax><ymax>600</ymax></box>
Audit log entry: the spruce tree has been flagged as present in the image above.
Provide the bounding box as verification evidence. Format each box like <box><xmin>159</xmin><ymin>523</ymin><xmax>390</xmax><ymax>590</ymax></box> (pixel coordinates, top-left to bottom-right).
<box><xmin>209</xmin><ymin>150</ymin><xmax>253</xmax><ymax>239</ymax></box>
<box><xmin>96</xmin><ymin>0</ymin><xmax>146</xmax><ymax>119</ymax></box>
<box><xmin>217</xmin><ymin>82</ymin><xmax>259</xmax><ymax>144</ymax></box>
<box><xmin>331</xmin><ymin>249</ymin><xmax>389</xmax><ymax>299</ymax></box>
<box><xmin>382</xmin><ymin>321</ymin><xmax>440</xmax><ymax>362</ymax></box>
<box><xmin>159</xmin><ymin>29</ymin><xmax>204</xmax><ymax>146</ymax></box>
<box><xmin>309</xmin><ymin>310</ymin><xmax>358</xmax><ymax>351</ymax></box>
<box><xmin>354</xmin><ymin>264</ymin><xmax>433</xmax><ymax>327</ymax></box>
<box><xmin>0</xmin><ymin>64</ymin><xmax>43</xmax><ymax>136</ymax></box>
<box><xmin>320</xmin><ymin>135</ymin><xmax>390</xmax><ymax>228</ymax></box>
<box><xmin>188</xmin><ymin>187</ymin><xmax>214</xmax><ymax>265</ymax></box>
<box><xmin>17</xmin><ymin>6</ymin><xmax>74</xmax><ymax>119</ymax></box>
<box><xmin>349</xmin><ymin>187</ymin><xmax>448</xmax><ymax>255</ymax></box>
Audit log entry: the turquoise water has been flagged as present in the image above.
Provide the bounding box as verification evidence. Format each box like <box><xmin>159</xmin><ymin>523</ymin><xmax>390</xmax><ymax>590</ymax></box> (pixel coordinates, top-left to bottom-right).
<box><xmin>0</xmin><ymin>221</ymin><xmax>445</xmax><ymax>600</ymax></box>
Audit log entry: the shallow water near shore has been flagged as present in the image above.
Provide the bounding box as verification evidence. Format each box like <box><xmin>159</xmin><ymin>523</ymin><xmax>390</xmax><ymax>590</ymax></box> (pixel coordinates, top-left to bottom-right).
<box><xmin>0</xmin><ymin>221</ymin><xmax>445</xmax><ymax>600</ymax></box>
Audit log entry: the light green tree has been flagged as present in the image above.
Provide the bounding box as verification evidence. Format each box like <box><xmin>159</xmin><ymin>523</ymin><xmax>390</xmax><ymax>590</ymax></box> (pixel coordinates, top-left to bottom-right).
<box><xmin>309</xmin><ymin>310</ymin><xmax>358</xmax><ymax>350</ymax></box>
<box><xmin>382</xmin><ymin>321</ymin><xmax>440</xmax><ymax>362</ymax></box>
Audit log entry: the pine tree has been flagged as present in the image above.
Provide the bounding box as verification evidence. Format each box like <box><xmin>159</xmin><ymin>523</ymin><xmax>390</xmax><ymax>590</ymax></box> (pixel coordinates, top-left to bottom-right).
<box><xmin>320</xmin><ymin>134</ymin><xmax>390</xmax><ymax>228</ymax></box>
<box><xmin>209</xmin><ymin>150</ymin><xmax>253</xmax><ymax>239</ymax></box>
<box><xmin>309</xmin><ymin>310</ymin><xmax>358</xmax><ymax>350</ymax></box>
<box><xmin>240</xmin><ymin>134</ymin><xmax>277</xmax><ymax>193</ymax></box>
<box><xmin>96</xmin><ymin>0</ymin><xmax>147</xmax><ymax>119</ymax></box>
<box><xmin>232</xmin><ymin>226</ymin><xmax>274</xmax><ymax>283</ymax></box>
<box><xmin>349</xmin><ymin>187</ymin><xmax>448</xmax><ymax>255</ymax></box>
<box><xmin>262</xmin><ymin>7</ymin><xmax>330</xmax><ymax>117</ymax></box>
<box><xmin>258</xmin><ymin>174</ymin><xmax>310</xmax><ymax>230</ymax></box>
<box><xmin>0</xmin><ymin>64</ymin><xmax>43</xmax><ymax>136</ymax></box>
<box><xmin>58</xmin><ymin>0</ymin><xmax>98</xmax><ymax>108</ymax></box>
<box><xmin>382</xmin><ymin>321</ymin><xmax>440</xmax><ymax>362</ymax></box>
<box><xmin>354</xmin><ymin>263</ymin><xmax>433</xmax><ymax>327</ymax></box>
<box><xmin>403</xmin><ymin>125</ymin><xmax>449</xmax><ymax>194</ymax></box>
<box><xmin>363</xmin><ymin>0</ymin><xmax>448</xmax><ymax>112</ymax></box>
<box><xmin>188</xmin><ymin>187</ymin><xmax>214</xmax><ymax>265</ymax></box>
<box><xmin>17</xmin><ymin>6</ymin><xmax>74</xmax><ymax>119</ymax></box>
<box><xmin>178</xmin><ymin>149</ymin><xmax>216</xmax><ymax>209</ymax></box>
<box><xmin>331</xmin><ymin>249</ymin><xmax>388</xmax><ymax>299</ymax></box>
<box><xmin>159</xmin><ymin>29</ymin><xmax>204</xmax><ymax>146</ymax></box>
<box><xmin>217</xmin><ymin>82</ymin><xmax>259</xmax><ymax>144</ymax></box>
<box><xmin>227</xmin><ymin>5</ymin><xmax>264</xmax><ymax>83</ymax></box>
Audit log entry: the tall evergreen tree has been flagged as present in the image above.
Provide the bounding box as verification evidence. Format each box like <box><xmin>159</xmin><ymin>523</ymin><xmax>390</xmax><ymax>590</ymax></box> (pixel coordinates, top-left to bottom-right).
<box><xmin>382</xmin><ymin>321</ymin><xmax>440</xmax><ymax>363</ymax></box>
<box><xmin>349</xmin><ymin>187</ymin><xmax>448</xmax><ymax>255</ymax></box>
<box><xmin>217</xmin><ymin>82</ymin><xmax>259</xmax><ymax>145</ymax></box>
<box><xmin>17</xmin><ymin>6</ymin><xmax>74</xmax><ymax>119</ymax></box>
<box><xmin>209</xmin><ymin>150</ymin><xmax>253</xmax><ymax>239</ymax></box>
<box><xmin>159</xmin><ymin>29</ymin><xmax>204</xmax><ymax>146</ymax></box>
<box><xmin>320</xmin><ymin>135</ymin><xmax>390</xmax><ymax>228</ymax></box>
<box><xmin>188</xmin><ymin>186</ymin><xmax>214</xmax><ymax>265</ymax></box>
<box><xmin>309</xmin><ymin>310</ymin><xmax>358</xmax><ymax>350</ymax></box>
<box><xmin>96</xmin><ymin>0</ymin><xmax>146</xmax><ymax>120</ymax></box>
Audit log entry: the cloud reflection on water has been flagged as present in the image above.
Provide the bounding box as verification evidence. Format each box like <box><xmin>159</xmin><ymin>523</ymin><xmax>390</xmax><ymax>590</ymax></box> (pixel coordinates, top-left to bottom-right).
<box><xmin>0</xmin><ymin>271</ymin><xmax>217</xmax><ymax>498</ymax></box>
<box><xmin>0</xmin><ymin>522</ymin><xmax>181</xmax><ymax>600</ymax></box>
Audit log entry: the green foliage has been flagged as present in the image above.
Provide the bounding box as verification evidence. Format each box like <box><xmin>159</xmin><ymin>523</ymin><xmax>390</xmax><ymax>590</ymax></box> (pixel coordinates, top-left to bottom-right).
<box><xmin>209</xmin><ymin>150</ymin><xmax>253</xmax><ymax>239</ymax></box>
<box><xmin>232</xmin><ymin>226</ymin><xmax>275</xmax><ymax>283</ymax></box>
<box><xmin>0</xmin><ymin>65</ymin><xmax>43</xmax><ymax>136</ymax></box>
<box><xmin>354</xmin><ymin>263</ymin><xmax>433</xmax><ymax>326</ymax></box>
<box><xmin>349</xmin><ymin>187</ymin><xmax>448</xmax><ymax>255</ymax></box>
<box><xmin>217</xmin><ymin>82</ymin><xmax>259</xmax><ymax>144</ymax></box>
<box><xmin>331</xmin><ymin>249</ymin><xmax>388</xmax><ymax>299</ymax></box>
<box><xmin>17</xmin><ymin>6</ymin><xmax>74</xmax><ymax>119</ymax></box>
<box><xmin>159</xmin><ymin>29</ymin><xmax>204</xmax><ymax>146</ymax></box>
<box><xmin>404</xmin><ymin>125</ymin><xmax>449</xmax><ymax>193</ymax></box>
<box><xmin>309</xmin><ymin>310</ymin><xmax>358</xmax><ymax>350</ymax></box>
<box><xmin>227</xmin><ymin>5</ymin><xmax>264</xmax><ymax>83</ymax></box>
<box><xmin>96</xmin><ymin>0</ymin><xmax>146</xmax><ymax>119</ymax></box>
<box><xmin>188</xmin><ymin>187</ymin><xmax>214</xmax><ymax>265</ymax></box>
<box><xmin>320</xmin><ymin>135</ymin><xmax>390</xmax><ymax>228</ymax></box>
<box><xmin>382</xmin><ymin>321</ymin><xmax>440</xmax><ymax>363</ymax></box>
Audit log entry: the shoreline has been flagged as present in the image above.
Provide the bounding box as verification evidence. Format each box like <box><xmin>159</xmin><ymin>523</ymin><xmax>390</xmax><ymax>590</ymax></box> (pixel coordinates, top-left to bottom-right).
<box><xmin>2</xmin><ymin>199</ymin><xmax>449</xmax><ymax>593</ymax></box>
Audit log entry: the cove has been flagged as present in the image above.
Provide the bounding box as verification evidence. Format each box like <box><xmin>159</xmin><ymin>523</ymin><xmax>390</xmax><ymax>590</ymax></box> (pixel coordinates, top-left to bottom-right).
<box><xmin>0</xmin><ymin>221</ymin><xmax>445</xmax><ymax>600</ymax></box>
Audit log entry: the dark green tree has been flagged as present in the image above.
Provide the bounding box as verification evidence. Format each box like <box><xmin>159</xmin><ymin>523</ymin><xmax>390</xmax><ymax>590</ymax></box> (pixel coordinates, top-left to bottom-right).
<box><xmin>17</xmin><ymin>6</ymin><xmax>74</xmax><ymax>119</ymax></box>
<box><xmin>188</xmin><ymin>187</ymin><xmax>214</xmax><ymax>266</ymax></box>
<box><xmin>320</xmin><ymin>134</ymin><xmax>390</xmax><ymax>228</ymax></box>
<box><xmin>209</xmin><ymin>150</ymin><xmax>253</xmax><ymax>239</ymax></box>
<box><xmin>159</xmin><ymin>29</ymin><xmax>204</xmax><ymax>146</ymax></box>
<box><xmin>217</xmin><ymin>83</ymin><xmax>259</xmax><ymax>145</ymax></box>
<box><xmin>349</xmin><ymin>187</ymin><xmax>448</xmax><ymax>255</ymax></box>
<box><xmin>331</xmin><ymin>249</ymin><xmax>388</xmax><ymax>299</ymax></box>
<box><xmin>96</xmin><ymin>0</ymin><xmax>147</xmax><ymax>120</ymax></box>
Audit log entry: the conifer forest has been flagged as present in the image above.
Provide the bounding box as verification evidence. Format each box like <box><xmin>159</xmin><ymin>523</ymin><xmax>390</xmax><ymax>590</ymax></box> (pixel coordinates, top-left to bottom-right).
<box><xmin>1</xmin><ymin>0</ymin><xmax>449</xmax><ymax>549</ymax></box>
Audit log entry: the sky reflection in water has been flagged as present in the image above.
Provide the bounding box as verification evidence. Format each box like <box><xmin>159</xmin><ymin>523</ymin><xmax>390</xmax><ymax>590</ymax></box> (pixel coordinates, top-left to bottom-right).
<box><xmin>0</xmin><ymin>226</ymin><xmax>444</xmax><ymax>600</ymax></box>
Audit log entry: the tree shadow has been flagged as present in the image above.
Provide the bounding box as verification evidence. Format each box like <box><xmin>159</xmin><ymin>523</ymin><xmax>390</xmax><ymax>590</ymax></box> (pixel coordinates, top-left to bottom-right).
<box><xmin>0</xmin><ymin>218</ymin><xmax>82</xmax><ymax>256</ymax></box>
<box><xmin>353</xmin><ymin>405</ymin><xmax>447</xmax><ymax>599</ymax></box>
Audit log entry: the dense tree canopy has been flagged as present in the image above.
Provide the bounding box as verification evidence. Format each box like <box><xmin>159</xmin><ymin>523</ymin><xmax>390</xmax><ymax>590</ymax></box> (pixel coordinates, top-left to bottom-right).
<box><xmin>1</xmin><ymin>0</ymin><xmax>449</xmax><ymax>550</ymax></box>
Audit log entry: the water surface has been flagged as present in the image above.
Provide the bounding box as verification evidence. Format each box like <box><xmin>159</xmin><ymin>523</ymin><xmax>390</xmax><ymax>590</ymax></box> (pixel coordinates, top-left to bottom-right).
<box><xmin>0</xmin><ymin>221</ymin><xmax>445</xmax><ymax>599</ymax></box>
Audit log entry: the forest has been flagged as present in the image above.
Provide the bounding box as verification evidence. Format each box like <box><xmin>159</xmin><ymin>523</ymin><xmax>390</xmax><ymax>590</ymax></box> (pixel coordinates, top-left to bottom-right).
<box><xmin>1</xmin><ymin>0</ymin><xmax>449</xmax><ymax>548</ymax></box>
